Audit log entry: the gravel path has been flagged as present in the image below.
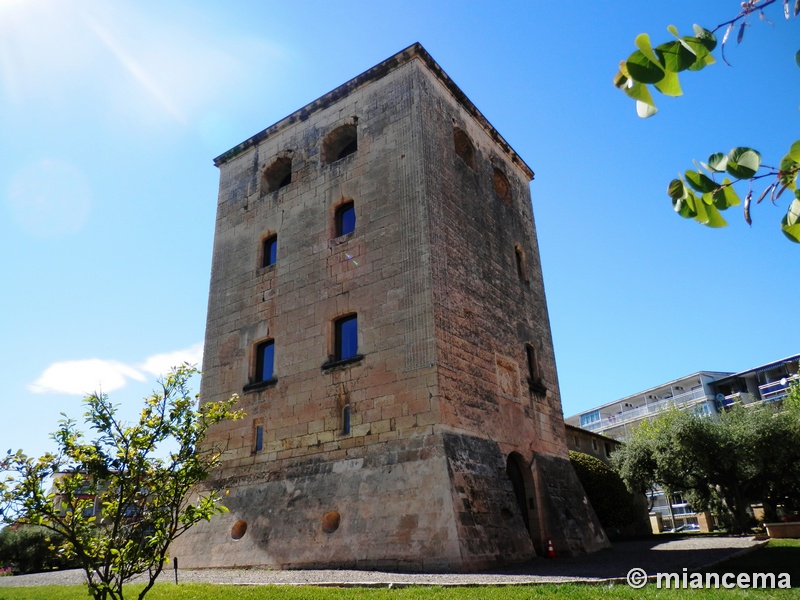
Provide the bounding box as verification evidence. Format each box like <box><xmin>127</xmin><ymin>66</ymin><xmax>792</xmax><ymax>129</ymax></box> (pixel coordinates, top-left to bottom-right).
<box><xmin>0</xmin><ymin>536</ymin><xmax>764</xmax><ymax>588</ymax></box>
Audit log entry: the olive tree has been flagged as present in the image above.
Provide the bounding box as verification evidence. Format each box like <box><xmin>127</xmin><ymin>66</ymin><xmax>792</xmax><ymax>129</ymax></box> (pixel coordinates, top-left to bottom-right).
<box><xmin>0</xmin><ymin>365</ymin><xmax>241</xmax><ymax>600</ymax></box>
<box><xmin>612</xmin><ymin>383</ymin><xmax>800</xmax><ymax>533</ymax></box>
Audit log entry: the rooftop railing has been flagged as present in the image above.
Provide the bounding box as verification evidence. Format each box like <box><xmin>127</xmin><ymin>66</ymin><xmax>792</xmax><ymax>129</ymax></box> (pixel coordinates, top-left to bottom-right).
<box><xmin>588</xmin><ymin>387</ymin><xmax>710</xmax><ymax>434</ymax></box>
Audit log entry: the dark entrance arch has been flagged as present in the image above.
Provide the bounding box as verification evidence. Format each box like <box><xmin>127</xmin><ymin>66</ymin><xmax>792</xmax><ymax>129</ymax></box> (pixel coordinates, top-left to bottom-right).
<box><xmin>506</xmin><ymin>454</ymin><xmax>531</xmax><ymax>533</ymax></box>
<box><xmin>506</xmin><ymin>452</ymin><xmax>543</xmax><ymax>554</ymax></box>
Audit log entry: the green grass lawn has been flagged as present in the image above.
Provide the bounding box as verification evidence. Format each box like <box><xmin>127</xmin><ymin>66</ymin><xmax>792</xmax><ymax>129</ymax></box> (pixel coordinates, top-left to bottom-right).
<box><xmin>0</xmin><ymin>582</ymin><xmax>793</xmax><ymax>600</ymax></box>
<box><xmin>1</xmin><ymin>540</ymin><xmax>797</xmax><ymax>600</ymax></box>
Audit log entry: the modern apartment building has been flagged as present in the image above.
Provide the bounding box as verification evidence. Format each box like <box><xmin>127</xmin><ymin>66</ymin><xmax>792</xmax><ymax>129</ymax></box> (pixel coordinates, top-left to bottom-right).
<box><xmin>566</xmin><ymin>353</ymin><xmax>799</xmax><ymax>529</ymax></box>
<box><xmin>566</xmin><ymin>354</ymin><xmax>799</xmax><ymax>440</ymax></box>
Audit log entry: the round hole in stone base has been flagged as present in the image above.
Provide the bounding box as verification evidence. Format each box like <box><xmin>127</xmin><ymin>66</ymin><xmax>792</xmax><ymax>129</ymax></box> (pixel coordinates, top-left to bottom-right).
<box><xmin>322</xmin><ymin>511</ymin><xmax>341</xmax><ymax>533</ymax></box>
<box><xmin>231</xmin><ymin>519</ymin><xmax>248</xmax><ymax>540</ymax></box>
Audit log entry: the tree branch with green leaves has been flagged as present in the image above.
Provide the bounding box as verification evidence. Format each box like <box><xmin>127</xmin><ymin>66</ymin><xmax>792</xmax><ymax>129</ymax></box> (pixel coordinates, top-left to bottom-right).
<box><xmin>0</xmin><ymin>365</ymin><xmax>242</xmax><ymax>600</ymax></box>
<box><xmin>614</xmin><ymin>1</ymin><xmax>800</xmax><ymax>241</ymax></box>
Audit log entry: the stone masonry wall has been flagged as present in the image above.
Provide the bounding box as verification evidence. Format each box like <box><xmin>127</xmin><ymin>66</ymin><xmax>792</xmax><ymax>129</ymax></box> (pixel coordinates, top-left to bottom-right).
<box><xmin>174</xmin><ymin>60</ymin><xmax>454</xmax><ymax>568</ymax></box>
<box><xmin>200</xmin><ymin>61</ymin><xmax>438</xmax><ymax>471</ymax></box>
<box><xmin>175</xmin><ymin>434</ymin><xmax>464</xmax><ymax>571</ymax></box>
<box><xmin>417</xmin><ymin>65</ymin><xmax>565</xmax><ymax>457</ymax></box>
<box><xmin>414</xmin><ymin>65</ymin><xmax>608</xmax><ymax>557</ymax></box>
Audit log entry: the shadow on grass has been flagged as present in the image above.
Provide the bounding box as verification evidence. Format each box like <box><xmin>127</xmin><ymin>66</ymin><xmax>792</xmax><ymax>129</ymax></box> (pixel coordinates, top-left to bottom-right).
<box><xmin>701</xmin><ymin>540</ymin><xmax>800</xmax><ymax>588</ymax></box>
<box><xmin>493</xmin><ymin>534</ymin><xmax>765</xmax><ymax>580</ymax></box>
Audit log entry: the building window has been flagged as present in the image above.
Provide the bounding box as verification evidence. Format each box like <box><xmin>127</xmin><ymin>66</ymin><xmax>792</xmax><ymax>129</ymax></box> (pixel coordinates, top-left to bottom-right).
<box><xmin>262</xmin><ymin>155</ymin><xmax>292</xmax><ymax>194</ymax></box>
<box><xmin>254</xmin><ymin>423</ymin><xmax>264</xmax><ymax>452</ymax></box>
<box><xmin>604</xmin><ymin>442</ymin><xmax>612</xmax><ymax>458</ymax></box>
<box><xmin>580</xmin><ymin>410</ymin><xmax>600</xmax><ymax>428</ymax></box>
<box><xmin>592</xmin><ymin>438</ymin><xmax>598</xmax><ymax>452</ymax></box>
<box><xmin>453</xmin><ymin>127</ymin><xmax>475</xmax><ymax>170</ymax></box>
<box><xmin>323</xmin><ymin>123</ymin><xmax>358</xmax><ymax>164</ymax></box>
<box><xmin>526</xmin><ymin>343</ymin><xmax>546</xmax><ymax>393</ymax></box>
<box><xmin>262</xmin><ymin>235</ymin><xmax>277</xmax><ymax>267</ymax></box>
<box><xmin>514</xmin><ymin>244</ymin><xmax>528</xmax><ymax>281</ymax></box>
<box><xmin>335</xmin><ymin>314</ymin><xmax>358</xmax><ymax>361</ymax></box>
<box><xmin>255</xmin><ymin>340</ymin><xmax>275</xmax><ymax>382</ymax></box>
<box><xmin>322</xmin><ymin>314</ymin><xmax>363</xmax><ymax>371</ymax></box>
<box><xmin>573</xmin><ymin>435</ymin><xmax>580</xmax><ymax>448</ymax></box>
<box><xmin>342</xmin><ymin>405</ymin><xmax>351</xmax><ymax>435</ymax></box>
<box><xmin>335</xmin><ymin>201</ymin><xmax>356</xmax><ymax>237</ymax></box>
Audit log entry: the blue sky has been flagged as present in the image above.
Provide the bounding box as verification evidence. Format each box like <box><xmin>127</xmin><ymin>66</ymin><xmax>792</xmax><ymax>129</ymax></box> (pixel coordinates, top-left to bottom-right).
<box><xmin>1</xmin><ymin>0</ymin><xmax>797</xmax><ymax>459</ymax></box>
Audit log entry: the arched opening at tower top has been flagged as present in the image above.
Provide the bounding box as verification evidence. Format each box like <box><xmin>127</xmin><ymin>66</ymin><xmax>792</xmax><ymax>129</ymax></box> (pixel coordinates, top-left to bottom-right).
<box><xmin>323</xmin><ymin>123</ymin><xmax>358</xmax><ymax>164</ymax></box>
<box><xmin>262</xmin><ymin>156</ymin><xmax>293</xmax><ymax>193</ymax></box>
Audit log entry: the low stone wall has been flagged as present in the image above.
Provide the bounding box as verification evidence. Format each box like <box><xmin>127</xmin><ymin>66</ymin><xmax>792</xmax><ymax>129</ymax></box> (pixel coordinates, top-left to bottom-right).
<box><xmin>765</xmin><ymin>522</ymin><xmax>800</xmax><ymax>538</ymax></box>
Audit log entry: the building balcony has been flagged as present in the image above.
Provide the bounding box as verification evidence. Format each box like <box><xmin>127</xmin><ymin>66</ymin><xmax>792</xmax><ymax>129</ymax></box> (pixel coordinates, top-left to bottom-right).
<box><xmin>588</xmin><ymin>387</ymin><xmax>711</xmax><ymax>435</ymax></box>
<box><xmin>721</xmin><ymin>375</ymin><xmax>798</xmax><ymax>408</ymax></box>
<box><xmin>758</xmin><ymin>375</ymin><xmax>798</xmax><ymax>404</ymax></box>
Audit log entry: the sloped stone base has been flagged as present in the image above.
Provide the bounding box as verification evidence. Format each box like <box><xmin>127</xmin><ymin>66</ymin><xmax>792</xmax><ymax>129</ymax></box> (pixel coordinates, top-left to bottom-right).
<box><xmin>171</xmin><ymin>432</ymin><xmax>606</xmax><ymax>570</ymax></box>
<box><xmin>535</xmin><ymin>454</ymin><xmax>610</xmax><ymax>557</ymax></box>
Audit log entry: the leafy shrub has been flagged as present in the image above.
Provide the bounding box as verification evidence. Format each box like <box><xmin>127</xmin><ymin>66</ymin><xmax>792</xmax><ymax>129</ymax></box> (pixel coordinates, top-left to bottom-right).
<box><xmin>570</xmin><ymin>450</ymin><xmax>640</xmax><ymax>535</ymax></box>
<box><xmin>0</xmin><ymin>525</ymin><xmax>79</xmax><ymax>574</ymax></box>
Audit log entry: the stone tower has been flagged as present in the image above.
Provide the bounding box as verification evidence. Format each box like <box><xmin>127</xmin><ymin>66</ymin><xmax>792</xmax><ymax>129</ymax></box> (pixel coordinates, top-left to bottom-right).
<box><xmin>172</xmin><ymin>43</ymin><xmax>608</xmax><ymax>571</ymax></box>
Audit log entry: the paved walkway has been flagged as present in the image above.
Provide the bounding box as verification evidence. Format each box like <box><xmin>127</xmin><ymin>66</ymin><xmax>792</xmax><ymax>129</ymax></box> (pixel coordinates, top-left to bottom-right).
<box><xmin>0</xmin><ymin>535</ymin><xmax>764</xmax><ymax>588</ymax></box>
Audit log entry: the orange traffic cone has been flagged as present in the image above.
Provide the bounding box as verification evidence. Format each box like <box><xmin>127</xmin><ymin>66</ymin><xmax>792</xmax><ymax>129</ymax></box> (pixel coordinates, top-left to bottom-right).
<box><xmin>545</xmin><ymin>538</ymin><xmax>556</xmax><ymax>559</ymax></box>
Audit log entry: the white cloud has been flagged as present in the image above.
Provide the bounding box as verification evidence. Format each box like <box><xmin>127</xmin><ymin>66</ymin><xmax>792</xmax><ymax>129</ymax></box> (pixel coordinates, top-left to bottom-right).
<box><xmin>28</xmin><ymin>343</ymin><xmax>204</xmax><ymax>396</ymax></box>
<box><xmin>138</xmin><ymin>342</ymin><xmax>204</xmax><ymax>378</ymax></box>
<box><xmin>28</xmin><ymin>359</ymin><xmax>145</xmax><ymax>396</ymax></box>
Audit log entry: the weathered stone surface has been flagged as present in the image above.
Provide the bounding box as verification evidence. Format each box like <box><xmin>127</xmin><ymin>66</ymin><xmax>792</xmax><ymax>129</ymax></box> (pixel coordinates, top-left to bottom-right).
<box><xmin>536</xmin><ymin>454</ymin><xmax>609</xmax><ymax>557</ymax></box>
<box><xmin>170</xmin><ymin>43</ymin><xmax>608</xmax><ymax>571</ymax></box>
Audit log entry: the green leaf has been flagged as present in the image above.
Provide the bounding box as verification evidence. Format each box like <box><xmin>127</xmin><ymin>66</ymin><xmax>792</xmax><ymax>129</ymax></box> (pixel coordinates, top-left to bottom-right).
<box><xmin>634</xmin><ymin>33</ymin><xmax>662</xmax><ymax>68</ymax></box>
<box><xmin>626</xmin><ymin>49</ymin><xmax>664</xmax><ymax>84</ymax></box>
<box><xmin>621</xmin><ymin>79</ymin><xmax>658</xmax><ymax>118</ymax></box>
<box><xmin>685</xmin><ymin>189</ymin><xmax>697</xmax><ymax>212</ymax></box>
<box><xmin>702</xmin><ymin>202</ymin><xmax>728</xmax><ymax>228</ymax></box>
<box><xmin>667</xmin><ymin>179</ymin><xmax>686</xmax><ymax>200</ymax></box>
<box><xmin>693</xmin><ymin>191</ymin><xmax>709</xmax><ymax>224</ymax></box>
<box><xmin>692</xmin><ymin>25</ymin><xmax>717</xmax><ymax>52</ymax></box>
<box><xmin>779</xmin><ymin>154</ymin><xmax>799</xmax><ymax>190</ymax></box>
<box><xmin>655</xmin><ymin>40</ymin><xmax>697</xmax><ymax>72</ymax></box>
<box><xmin>795</xmin><ymin>50</ymin><xmax>800</xmax><ymax>68</ymax></box>
<box><xmin>684</xmin><ymin>38</ymin><xmax>715</xmax><ymax>71</ymax></box>
<box><xmin>673</xmin><ymin>197</ymin><xmax>697</xmax><ymax>218</ymax></box>
<box><xmin>712</xmin><ymin>179</ymin><xmax>740</xmax><ymax>209</ymax></box>
<box><xmin>623</xmin><ymin>78</ymin><xmax>653</xmax><ymax>103</ymax></box>
<box><xmin>726</xmin><ymin>147</ymin><xmax>761</xmax><ymax>180</ymax></box>
<box><xmin>781</xmin><ymin>198</ymin><xmax>800</xmax><ymax>242</ymax></box>
<box><xmin>685</xmin><ymin>170</ymin><xmax>717</xmax><ymax>193</ymax></box>
<box><xmin>654</xmin><ymin>69</ymin><xmax>682</xmax><ymax>97</ymax></box>
<box><xmin>786</xmin><ymin>197</ymin><xmax>800</xmax><ymax>225</ymax></box>
<box><xmin>707</xmin><ymin>153</ymin><xmax>728</xmax><ymax>172</ymax></box>
<box><xmin>668</xmin><ymin>179</ymin><xmax>696</xmax><ymax>218</ymax></box>
<box><xmin>788</xmin><ymin>140</ymin><xmax>800</xmax><ymax>162</ymax></box>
